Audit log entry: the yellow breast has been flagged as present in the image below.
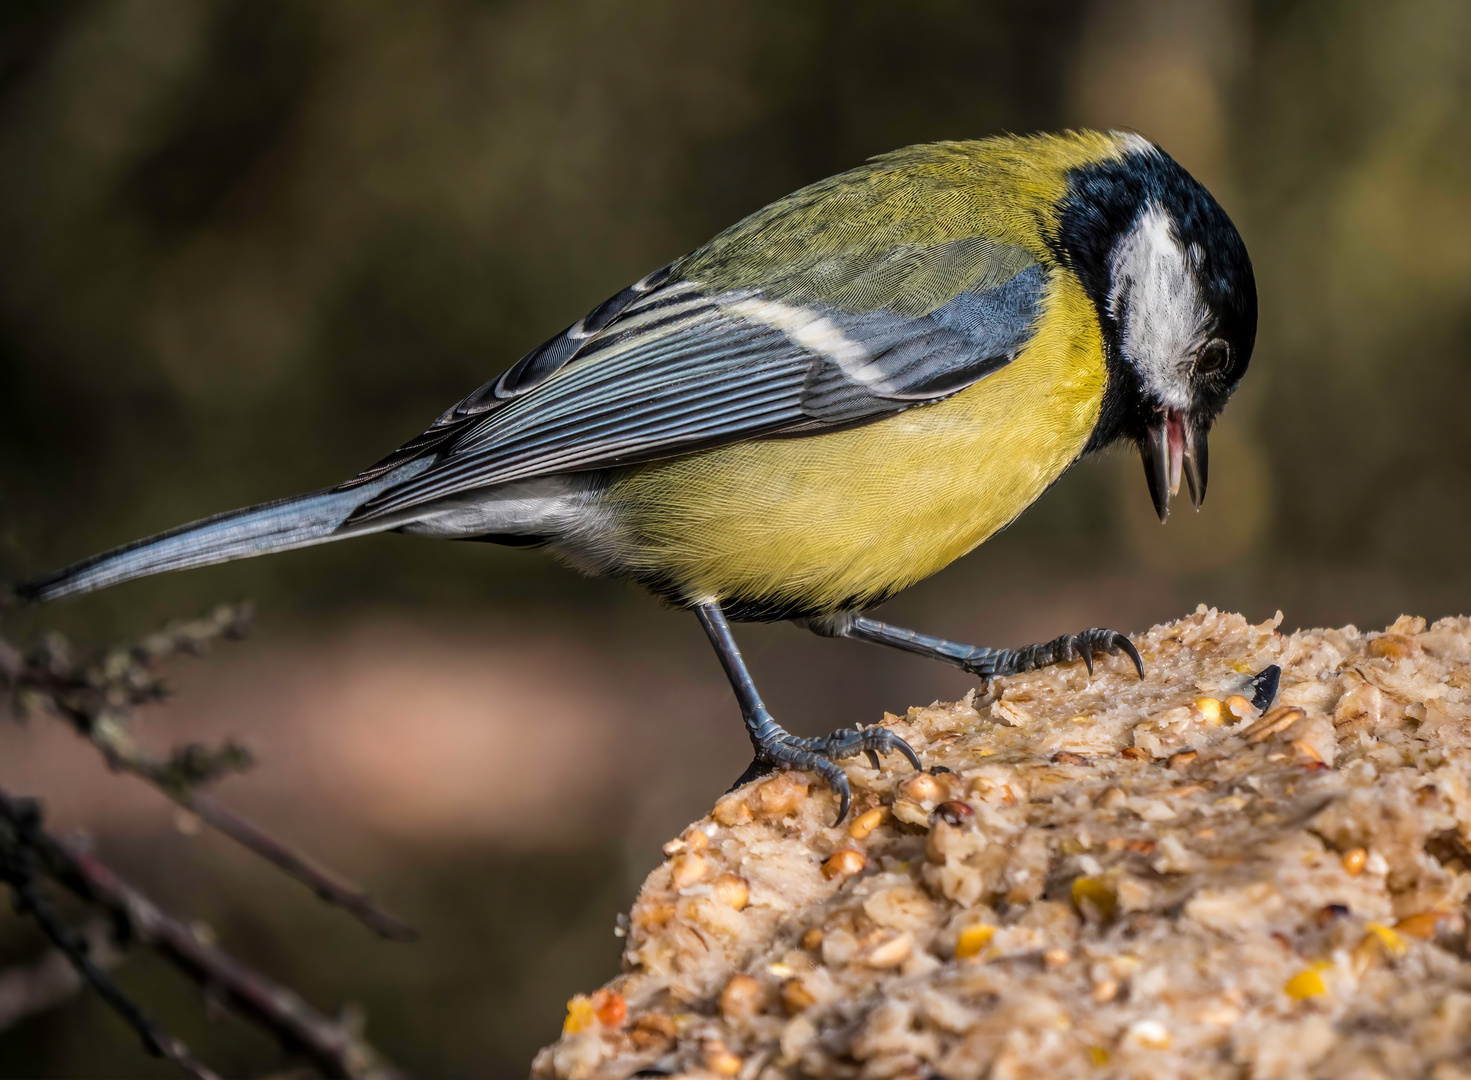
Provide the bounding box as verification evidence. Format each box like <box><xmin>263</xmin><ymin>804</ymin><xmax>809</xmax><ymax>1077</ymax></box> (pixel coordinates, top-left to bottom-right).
<box><xmin>601</xmin><ymin>269</ymin><xmax>1107</xmax><ymax>615</ymax></box>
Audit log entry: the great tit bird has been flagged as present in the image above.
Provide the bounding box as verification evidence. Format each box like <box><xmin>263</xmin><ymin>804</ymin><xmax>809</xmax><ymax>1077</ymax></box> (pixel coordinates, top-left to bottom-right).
<box><xmin>17</xmin><ymin>130</ymin><xmax>1256</xmax><ymax>821</ymax></box>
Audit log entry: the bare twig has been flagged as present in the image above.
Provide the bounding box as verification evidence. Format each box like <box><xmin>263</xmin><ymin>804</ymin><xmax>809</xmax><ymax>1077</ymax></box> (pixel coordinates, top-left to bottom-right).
<box><xmin>0</xmin><ymin>787</ymin><xmax>404</xmax><ymax>1080</ymax></box>
<box><xmin>0</xmin><ymin>919</ymin><xmax>123</xmax><ymax>1033</ymax></box>
<box><xmin>184</xmin><ymin>794</ymin><xmax>415</xmax><ymax>940</ymax></box>
<box><xmin>1</xmin><ymin>606</ymin><xmax>415</xmax><ymax>940</ymax></box>
<box><xmin>0</xmin><ymin>795</ymin><xmax>220</xmax><ymax>1080</ymax></box>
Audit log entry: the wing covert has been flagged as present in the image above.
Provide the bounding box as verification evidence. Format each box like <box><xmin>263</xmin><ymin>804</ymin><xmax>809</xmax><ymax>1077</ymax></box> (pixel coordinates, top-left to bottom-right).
<box><xmin>345</xmin><ymin>241</ymin><xmax>1048</xmax><ymax>523</ymax></box>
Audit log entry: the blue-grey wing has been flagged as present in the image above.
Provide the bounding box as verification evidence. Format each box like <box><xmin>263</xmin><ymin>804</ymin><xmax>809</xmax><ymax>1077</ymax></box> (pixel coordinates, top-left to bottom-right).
<box><xmin>345</xmin><ymin>257</ymin><xmax>1046</xmax><ymax>524</ymax></box>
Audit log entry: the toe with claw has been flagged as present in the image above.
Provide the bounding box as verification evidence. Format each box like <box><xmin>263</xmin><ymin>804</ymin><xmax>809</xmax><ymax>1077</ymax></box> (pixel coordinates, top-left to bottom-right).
<box><xmin>739</xmin><ymin>722</ymin><xmax>923</xmax><ymax>825</ymax></box>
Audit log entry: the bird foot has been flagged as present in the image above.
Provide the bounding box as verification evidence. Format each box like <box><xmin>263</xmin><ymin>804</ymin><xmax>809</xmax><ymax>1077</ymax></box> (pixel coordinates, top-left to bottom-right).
<box><xmin>732</xmin><ymin>720</ymin><xmax>922</xmax><ymax>825</ymax></box>
<box><xmin>964</xmin><ymin>627</ymin><xmax>1143</xmax><ymax>680</ymax></box>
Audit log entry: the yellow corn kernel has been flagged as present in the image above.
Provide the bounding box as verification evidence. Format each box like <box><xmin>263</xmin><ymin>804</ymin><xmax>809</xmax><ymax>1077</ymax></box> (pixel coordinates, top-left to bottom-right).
<box><xmin>1194</xmin><ymin>697</ymin><xmax>1224</xmax><ymax>724</ymax></box>
<box><xmin>702</xmin><ymin>1039</ymin><xmax>743</xmax><ymax>1077</ymax></box>
<box><xmin>1284</xmin><ymin>966</ymin><xmax>1329</xmax><ymax>999</ymax></box>
<box><xmin>1342</xmin><ymin>847</ymin><xmax>1368</xmax><ymax>876</ymax></box>
<box><xmin>1072</xmin><ymin>877</ymin><xmax>1119</xmax><ymax>920</ymax></box>
<box><xmin>719</xmin><ymin>974</ymin><xmax>764</xmax><ymax>1020</ymax></box>
<box><xmin>563</xmin><ymin>994</ymin><xmax>595</xmax><ymax>1034</ymax></box>
<box><xmin>822</xmin><ymin>849</ymin><xmax>867</xmax><ymax>879</ymax></box>
<box><xmin>710</xmin><ymin>872</ymin><xmax>750</xmax><ymax>910</ymax></box>
<box><xmin>900</xmin><ymin>772</ymin><xmax>943</xmax><ymax>804</ymax></box>
<box><xmin>846</xmin><ymin>806</ymin><xmax>888</xmax><ymax>840</ymax></box>
<box><xmin>1089</xmin><ymin>1047</ymin><xmax>1110</xmax><ymax>1066</ymax></box>
<box><xmin>1365</xmin><ymin>922</ymin><xmax>1408</xmax><ymax>957</ymax></box>
<box><xmin>1223</xmin><ymin>694</ymin><xmax>1253</xmax><ymax>720</ymax></box>
<box><xmin>670</xmin><ymin>852</ymin><xmax>707</xmax><ymax>889</ymax></box>
<box><xmin>955</xmin><ymin>923</ymin><xmax>996</xmax><ymax>959</ymax></box>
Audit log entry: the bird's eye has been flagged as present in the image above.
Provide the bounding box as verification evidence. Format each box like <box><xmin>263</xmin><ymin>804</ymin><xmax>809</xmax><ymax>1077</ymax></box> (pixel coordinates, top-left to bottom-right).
<box><xmin>1195</xmin><ymin>340</ymin><xmax>1231</xmax><ymax>376</ymax></box>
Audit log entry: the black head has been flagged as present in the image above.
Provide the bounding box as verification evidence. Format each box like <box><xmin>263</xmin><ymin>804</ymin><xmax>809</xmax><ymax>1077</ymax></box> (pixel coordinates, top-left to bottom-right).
<box><xmin>1055</xmin><ymin>134</ymin><xmax>1257</xmax><ymax>522</ymax></box>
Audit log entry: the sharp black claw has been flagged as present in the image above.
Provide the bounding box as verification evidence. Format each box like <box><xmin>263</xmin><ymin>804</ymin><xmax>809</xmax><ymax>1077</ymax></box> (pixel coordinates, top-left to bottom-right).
<box><xmin>1116</xmin><ymin>635</ymin><xmax>1145</xmax><ymax>679</ymax></box>
<box><xmin>864</xmin><ymin>748</ymin><xmax>881</xmax><ymax>770</ymax></box>
<box><xmin>833</xmin><ymin>777</ymin><xmax>851</xmax><ymax>825</ymax></box>
<box><xmin>1078</xmin><ymin>637</ymin><xmax>1095</xmax><ymax>676</ymax></box>
<box><xmin>895</xmin><ymin>737</ymin><xmax>923</xmax><ymax>773</ymax></box>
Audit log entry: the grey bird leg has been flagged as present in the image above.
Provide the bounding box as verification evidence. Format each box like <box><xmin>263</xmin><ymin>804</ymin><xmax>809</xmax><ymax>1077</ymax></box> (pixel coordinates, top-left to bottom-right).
<box><xmin>808</xmin><ymin>614</ymin><xmax>1144</xmax><ymax>687</ymax></box>
<box><xmin>695</xmin><ymin>601</ymin><xmax>921</xmax><ymax>824</ymax></box>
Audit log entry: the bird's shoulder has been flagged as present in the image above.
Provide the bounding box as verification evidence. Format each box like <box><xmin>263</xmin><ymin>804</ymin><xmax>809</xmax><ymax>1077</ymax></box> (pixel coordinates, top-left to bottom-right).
<box><xmin>674</xmin><ymin>132</ymin><xmax>1138</xmax><ymax>315</ymax></box>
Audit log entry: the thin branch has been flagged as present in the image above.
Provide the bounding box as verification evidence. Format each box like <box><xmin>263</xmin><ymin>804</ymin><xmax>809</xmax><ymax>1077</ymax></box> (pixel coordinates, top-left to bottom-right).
<box><xmin>1</xmin><ymin>606</ymin><xmax>415</xmax><ymax>941</ymax></box>
<box><xmin>0</xmin><ymin>787</ymin><xmax>404</xmax><ymax>1080</ymax></box>
<box><xmin>0</xmin><ymin>919</ymin><xmax>123</xmax><ymax>1033</ymax></box>
<box><xmin>0</xmin><ymin>796</ymin><xmax>220</xmax><ymax>1080</ymax></box>
<box><xmin>184</xmin><ymin>794</ymin><xmax>415</xmax><ymax>941</ymax></box>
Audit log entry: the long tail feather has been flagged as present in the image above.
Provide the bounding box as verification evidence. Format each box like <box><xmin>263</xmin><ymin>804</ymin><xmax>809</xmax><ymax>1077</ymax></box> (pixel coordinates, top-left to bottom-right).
<box><xmin>16</xmin><ymin>466</ymin><xmax>427</xmax><ymax>603</ymax></box>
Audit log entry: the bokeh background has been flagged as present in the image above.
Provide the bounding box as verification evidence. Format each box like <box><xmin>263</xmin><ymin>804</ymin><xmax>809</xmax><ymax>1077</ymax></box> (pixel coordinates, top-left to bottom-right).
<box><xmin>2</xmin><ymin>0</ymin><xmax>1469</xmax><ymax>1075</ymax></box>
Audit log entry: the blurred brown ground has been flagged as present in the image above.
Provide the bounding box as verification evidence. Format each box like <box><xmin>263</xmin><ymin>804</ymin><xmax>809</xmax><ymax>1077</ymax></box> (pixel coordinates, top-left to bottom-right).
<box><xmin>1</xmin><ymin>0</ymin><xmax>1470</xmax><ymax>1075</ymax></box>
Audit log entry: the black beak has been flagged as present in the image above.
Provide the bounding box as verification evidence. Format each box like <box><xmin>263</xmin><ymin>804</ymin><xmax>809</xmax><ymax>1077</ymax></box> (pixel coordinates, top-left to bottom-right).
<box><xmin>1139</xmin><ymin>409</ymin><xmax>1208</xmax><ymax>523</ymax></box>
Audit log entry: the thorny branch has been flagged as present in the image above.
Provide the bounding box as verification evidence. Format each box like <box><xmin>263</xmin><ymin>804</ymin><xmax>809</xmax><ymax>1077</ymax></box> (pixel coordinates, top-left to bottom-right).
<box><xmin>0</xmin><ymin>604</ymin><xmax>414</xmax><ymax>940</ymax></box>
<box><xmin>0</xmin><ymin>788</ymin><xmax>403</xmax><ymax>1080</ymax></box>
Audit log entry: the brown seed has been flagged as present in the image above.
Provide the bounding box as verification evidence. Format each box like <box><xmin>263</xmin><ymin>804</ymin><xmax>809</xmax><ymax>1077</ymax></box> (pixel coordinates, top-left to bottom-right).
<box><xmin>1342</xmin><ymin>848</ymin><xmax>1368</xmax><ymax>876</ymax></box>
<box><xmin>931</xmin><ymin>800</ymin><xmax>974</xmax><ymax>828</ymax></box>
<box><xmin>591</xmin><ymin>988</ymin><xmax>626</xmax><ymax>1028</ymax></box>
<box><xmin>1092</xmin><ymin>977</ymin><xmax>1120</xmax><ymax>1003</ymax></box>
<box><xmin>1395</xmin><ymin>911</ymin><xmax>1449</xmax><ymax>939</ymax></box>
<box><xmin>846</xmin><ymin>806</ymin><xmax>888</xmax><ymax>840</ymax></box>
<box><xmin>1243</xmin><ymin>706</ymin><xmax>1304</xmax><ymax>743</ymax></box>
<box><xmin>1120</xmin><ymin>747</ymin><xmax>1151</xmax><ymax>761</ymax></box>
<box><xmin>1054</xmin><ymin>751</ymin><xmax>1089</xmax><ymax>766</ymax></box>
<box><xmin>1368</xmin><ymin>634</ymin><xmax>1417</xmax><ymax>660</ymax></box>
<box><xmin>629</xmin><ymin>1013</ymin><xmax>676</xmax><ymax>1051</ymax></box>
<box><xmin>800</xmin><ymin>926</ymin><xmax>824</xmax><ymax>950</ymax></box>
<box><xmin>710</xmin><ymin>872</ymin><xmax>750</xmax><ymax>911</ymax></box>
<box><xmin>900</xmin><ymin>772</ymin><xmax>943</xmax><ymax>804</ymax></box>
<box><xmin>780</xmin><ymin>976</ymin><xmax>818</xmax><ymax>1014</ymax></box>
<box><xmin>822</xmin><ymin>849</ymin><xmax>867</xmax><ymax>879</ymax></box>
<box><xmin>702</xmin><ymin>1039</ymin><xmax>742</xmax><ymax>1077</ymax></box>
<box><xmin>1043</xmin><ymin>948</ymin><xmax>1071</xmax><ymax>969</ymax></box>
<box><xmin>753</xmin><ymin>774</ymin><xmax>808</xmax><ymax>819</ymax></box>
<box><xmin>719</xmin><ymin>974</ymin><xmax>764</xmax><ymax>1020</ymax></box>
<box><xmin>635</xmin><ymin>902</ymin><xmax>676</xmax><ymax>929</ymax></box>
<box><xmin>670</xmin><ymin>852</ymin><xmax>708</xmax><ymax>889</ymax></box>
<box><xmin>1290</xmin><ymin>739</ymin><xmax>1324</xmax><ymax>764</ymax></box>
<box><xmin>1168</xmin><ymin>750</ymin><xmax>1198</xmax><ymax>771</ymax></box>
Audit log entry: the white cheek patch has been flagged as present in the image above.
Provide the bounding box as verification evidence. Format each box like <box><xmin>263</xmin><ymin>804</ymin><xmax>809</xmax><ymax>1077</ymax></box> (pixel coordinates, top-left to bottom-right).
<box><xmin>1108</xmin><ymin>203</ymin><xmax>1210</xmax><ymax>410</ymax></box>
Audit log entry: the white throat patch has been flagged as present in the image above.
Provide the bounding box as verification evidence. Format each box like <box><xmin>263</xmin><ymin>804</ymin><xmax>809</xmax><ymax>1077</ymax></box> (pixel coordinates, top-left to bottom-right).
<box><xmin>1107</xmin><ymin>203</ymin><xmax>1209</xmax><ymax>410</ymax></box>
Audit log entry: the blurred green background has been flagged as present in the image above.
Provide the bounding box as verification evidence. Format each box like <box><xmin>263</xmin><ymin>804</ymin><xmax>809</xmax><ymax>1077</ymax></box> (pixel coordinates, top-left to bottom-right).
<box><xmin>1</xmin><ymin>0</ymin><xmax>1469</xmax><ymax>1075</ymax></box>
